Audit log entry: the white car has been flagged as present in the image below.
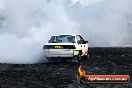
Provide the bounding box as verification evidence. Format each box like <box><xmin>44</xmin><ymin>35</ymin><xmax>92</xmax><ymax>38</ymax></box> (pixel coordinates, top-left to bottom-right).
<box><xmin>43</xmin><ymin>34</ymin><xmax>89</xmax><ymax>62</ymax></box>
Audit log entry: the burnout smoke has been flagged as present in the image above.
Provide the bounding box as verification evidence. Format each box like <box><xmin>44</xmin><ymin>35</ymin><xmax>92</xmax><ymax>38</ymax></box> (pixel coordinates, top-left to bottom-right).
<box><xmin>0</xmin><ymin>0</ymin><xmax>132</xmax><ymax>63</ymax></box>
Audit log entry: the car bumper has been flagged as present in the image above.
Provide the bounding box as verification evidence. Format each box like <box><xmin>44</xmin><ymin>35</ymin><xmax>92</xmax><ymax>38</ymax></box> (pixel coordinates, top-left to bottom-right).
<box><xmin>44</xmin><ymin>49</ymin><xmax>74</xmax><ymax>58</ymax></box>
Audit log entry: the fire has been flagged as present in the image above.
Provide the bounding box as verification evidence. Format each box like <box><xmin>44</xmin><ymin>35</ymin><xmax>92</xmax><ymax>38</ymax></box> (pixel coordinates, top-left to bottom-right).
<box><xmin>78</xmin><ymin>66</ymin><xmax>86</xmax><ymax>76</ymax></box>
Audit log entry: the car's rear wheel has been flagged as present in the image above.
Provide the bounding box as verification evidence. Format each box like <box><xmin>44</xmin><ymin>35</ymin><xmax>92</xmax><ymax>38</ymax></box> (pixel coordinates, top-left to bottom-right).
<box><xmin>72</xmin><ymin>54</ymin><xmax>82</xmax><ymax>62</ymax></box>
<box><xmin>72</xmin><ymin>55</ymin><xmax>78</xmax><ymax>62</ymax></box>
<box><xmin>78</xmin><ymin>54</ymin><xmax>82</xmax><ymax>61</ymax></box>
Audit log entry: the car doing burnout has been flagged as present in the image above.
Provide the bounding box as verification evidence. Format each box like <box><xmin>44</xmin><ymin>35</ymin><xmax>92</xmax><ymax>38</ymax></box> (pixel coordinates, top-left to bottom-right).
<box><xmin>43</xmin><ymin>34</ymin><xmax>89</xmax><ymax>62</ymax></box>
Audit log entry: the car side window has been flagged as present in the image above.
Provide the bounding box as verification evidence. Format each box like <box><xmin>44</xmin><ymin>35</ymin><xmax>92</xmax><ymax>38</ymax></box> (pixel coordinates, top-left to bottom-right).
<box><xmin>79</xmin><ymin>35</ymin><xmax>85</xmax><ymax>44</ymax></box>
<box><xmin>76</xmin><ymin>35</ymin><xmax>85</xmax><ymax>44</ymax></box>
<box><xmin>76</xmin><ymin>35</ymin><xmax>80</xmax><ymax>41</ymax></box>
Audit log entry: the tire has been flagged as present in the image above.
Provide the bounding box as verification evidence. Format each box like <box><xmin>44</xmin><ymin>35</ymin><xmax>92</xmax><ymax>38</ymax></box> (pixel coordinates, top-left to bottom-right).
<box><xmin>72</xmin><ymin>55</ymin><xmax>79</xmax><ymax>62</ymax></box>
<box><xmin>72</xmin><ymin>54</ymin><xmax>82</xmax><ymax>62</ymax></box>
<box><xmin>78</xmin><ymin>54</ymin><xmax>82</xmax><ymax>62</ymax></box>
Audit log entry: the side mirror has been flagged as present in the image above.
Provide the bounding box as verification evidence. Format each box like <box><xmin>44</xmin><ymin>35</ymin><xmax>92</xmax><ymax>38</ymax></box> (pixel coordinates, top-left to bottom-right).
<box><xmin>84</xmin><ymin>41</ymin><xmax>89</xmax><ymax>43</ymax></box>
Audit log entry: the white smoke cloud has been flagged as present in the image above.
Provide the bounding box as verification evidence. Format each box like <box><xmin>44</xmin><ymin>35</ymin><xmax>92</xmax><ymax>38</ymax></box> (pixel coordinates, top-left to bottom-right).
<box><xmin>0</xmin><ymin>33</ymin><xmax>42</xmax><ymax>63</ymax></box>
<box><xmin>71</xmin><ymin>0</ymin><xmax>102</xmax><ymax>7</ymax></box>
<box><xmin>0</xmin><ymin>0</ymin><xmax>80</xmax><ymax>63</ymax></box>
<box><xmin>69</xmin><ymin>0</ymin><xmax>132</xmax><ymax>46</ymax></box>
<box><xmin>0</xmin><ymin>0</ymin><xmax>4</xmax><ymax>8</ymax></box>
<box><xmin>0</xmin><ymin>0</ymin><xmax>132</xmax><ymax>63</ymax></box>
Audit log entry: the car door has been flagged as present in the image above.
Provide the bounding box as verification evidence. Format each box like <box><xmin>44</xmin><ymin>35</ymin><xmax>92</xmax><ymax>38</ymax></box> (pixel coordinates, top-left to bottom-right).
<box><xmin>76</xmin><ymin>35</ymin><xmax>88</xmax><ymax>52</ymax></box>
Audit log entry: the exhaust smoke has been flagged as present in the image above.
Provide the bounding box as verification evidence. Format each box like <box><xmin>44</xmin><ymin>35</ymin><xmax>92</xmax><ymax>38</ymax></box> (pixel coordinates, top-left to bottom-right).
<box><xmin>0</xmin><ymin>0</ymin><xmax>132</xmax><ymax>63</ymax></box>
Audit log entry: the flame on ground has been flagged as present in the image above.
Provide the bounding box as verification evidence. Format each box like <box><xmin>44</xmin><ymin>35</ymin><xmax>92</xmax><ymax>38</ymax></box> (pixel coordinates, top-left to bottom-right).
<box><xmin>78</xmin><ymin>66</ymin><xmax>86</xmax><ymax>76</ymax></box>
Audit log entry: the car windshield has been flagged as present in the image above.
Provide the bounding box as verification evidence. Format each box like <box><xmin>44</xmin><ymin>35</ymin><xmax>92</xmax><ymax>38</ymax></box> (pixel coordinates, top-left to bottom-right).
<box><xmin>48</xmin><ymin>35</ymin><xmax>75</xmax><ymax>43</ymax></box>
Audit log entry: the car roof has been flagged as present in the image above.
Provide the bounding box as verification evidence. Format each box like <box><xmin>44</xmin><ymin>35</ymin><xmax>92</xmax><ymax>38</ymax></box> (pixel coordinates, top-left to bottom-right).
<box><xmin>52</xmin><ymin>34</ymin><xmax>78</xmax><ymax>36</ymax></box>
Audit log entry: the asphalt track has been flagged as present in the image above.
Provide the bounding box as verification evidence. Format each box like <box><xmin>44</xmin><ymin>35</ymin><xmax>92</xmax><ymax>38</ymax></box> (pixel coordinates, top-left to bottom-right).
<box><xmin>0</xmin><ymin>47</ymin><xmax>132</xmax><ymax>88</ymax></box>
